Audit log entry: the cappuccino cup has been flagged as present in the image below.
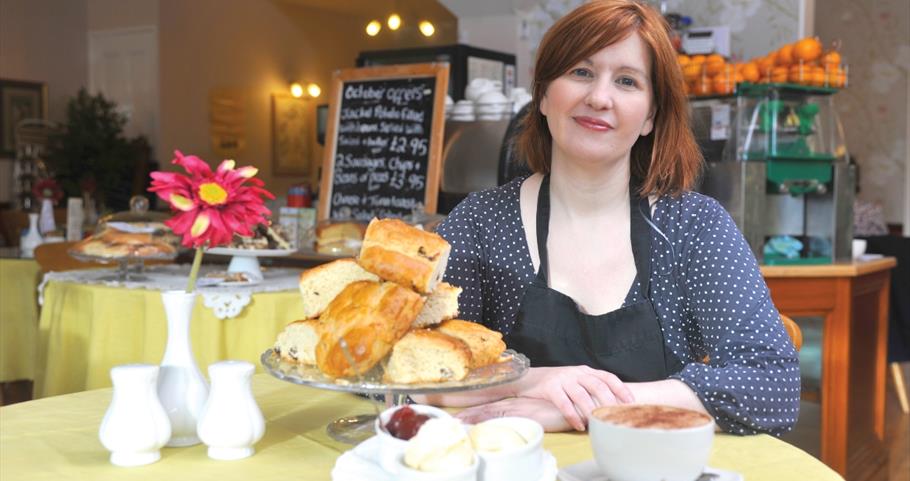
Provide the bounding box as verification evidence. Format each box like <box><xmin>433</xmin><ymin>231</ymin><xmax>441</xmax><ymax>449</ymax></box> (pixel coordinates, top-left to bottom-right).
<box><xmin>589</xmin><ymin>404</ymin><xmax>714</xmax><ymax>481</ymax></box>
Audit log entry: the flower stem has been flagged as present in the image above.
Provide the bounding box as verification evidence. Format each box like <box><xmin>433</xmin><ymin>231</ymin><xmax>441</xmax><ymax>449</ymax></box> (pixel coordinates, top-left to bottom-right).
<box><xmin>186</xmin><ymin>246</ymin><xmax>204</xmax><ymax>293</ymax></box>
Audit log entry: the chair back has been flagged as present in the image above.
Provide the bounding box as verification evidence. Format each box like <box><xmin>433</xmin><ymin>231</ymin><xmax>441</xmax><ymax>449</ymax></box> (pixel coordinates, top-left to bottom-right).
<box><xmin>781</xmin><ymin>314</ymin><xmax>803</xmax><ymax>351</ymax></box>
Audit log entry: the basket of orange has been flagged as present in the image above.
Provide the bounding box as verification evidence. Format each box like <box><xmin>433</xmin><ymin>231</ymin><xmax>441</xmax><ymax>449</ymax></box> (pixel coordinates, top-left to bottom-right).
<box><xmin>679</xmin><ymin>36</ymin><xmax>848</xmax><ymax>97</ymax></box>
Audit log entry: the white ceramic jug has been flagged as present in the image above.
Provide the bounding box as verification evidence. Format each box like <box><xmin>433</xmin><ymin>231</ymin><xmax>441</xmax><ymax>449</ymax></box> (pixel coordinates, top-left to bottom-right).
<box><xmin>197</xmin><ymin>360</ymin><xmax>265</xmax><ymax>460</ymax></box>
<box><xmin>99</xmin><ymin>364</ymin><xmax>172</xmax><ymax>467</ymax></box>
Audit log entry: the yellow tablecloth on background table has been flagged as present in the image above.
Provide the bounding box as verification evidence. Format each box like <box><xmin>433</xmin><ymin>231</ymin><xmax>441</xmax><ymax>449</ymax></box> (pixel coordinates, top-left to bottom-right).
<box><xmin>0</xmin><ymin>258</ymin><xmax>41</xmax><ymax>382</ymax></box>
<box><xmin>1</xmin><ymin>375</ymin><xmax>843</xmax><ymax>481</ymax></box>
<box><xmin>36</xmin><ymin>280</ymin><xmax>305</xmax><ymax>398</ymax></box>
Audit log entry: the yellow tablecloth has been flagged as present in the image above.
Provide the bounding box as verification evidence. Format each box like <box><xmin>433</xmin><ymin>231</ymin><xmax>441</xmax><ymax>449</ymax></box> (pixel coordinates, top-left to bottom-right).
<box><xmin>0</xmin><ymin>374</ymin><xmax>842</xmax><ymax>480</ymax></box>
<box><xmin>0</xmin><ymin>258</ymin><xmax>41</xmax><ymax>382</ymax></box>
<box><xmin>36</xmin><ymin>280</ymin><xmax>305</xmax><ymax>398</ymax></box>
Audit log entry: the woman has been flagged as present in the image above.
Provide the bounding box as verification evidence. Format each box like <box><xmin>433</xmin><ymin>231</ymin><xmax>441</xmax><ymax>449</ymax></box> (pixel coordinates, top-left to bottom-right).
<box><xmin>423</xmin><ymin>0</ymin><xmax>800</xmax><ymax>435</ymax></box>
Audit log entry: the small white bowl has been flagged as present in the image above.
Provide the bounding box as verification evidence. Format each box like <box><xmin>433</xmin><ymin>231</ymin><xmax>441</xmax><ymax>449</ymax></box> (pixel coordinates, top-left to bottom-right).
<box><xmin>395</xmin><ymin>451</ymin><xmax>479</xmax><ymax>481</ymax></box>
<box><xmin>475</xmin><ymin>90</ymin><xmax>508</xmax><ymax>105</ymax></box>
<box><xmin>852</xmin><ymin>238</ymin><xmax>867</xmax><ymax>259</ymax></box>
<box><xmin>472</xmin><ymin>417</ymin><xmax>543</xmax><ymax>481</ymax></box>
<box><xmin>375</xmin><ymin>404</ymin><xmax>452</xmax><ymax>474</ymax></box>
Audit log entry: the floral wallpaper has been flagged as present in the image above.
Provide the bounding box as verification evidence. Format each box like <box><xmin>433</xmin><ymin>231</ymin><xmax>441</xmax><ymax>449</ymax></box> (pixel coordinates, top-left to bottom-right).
<box><xmin>816</xmin><ymin>0</ymin><xmax>908</xmax><ymax>224</ymax></box>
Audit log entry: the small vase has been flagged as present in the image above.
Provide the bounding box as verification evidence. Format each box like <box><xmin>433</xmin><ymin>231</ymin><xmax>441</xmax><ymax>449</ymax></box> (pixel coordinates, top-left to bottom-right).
<box><xmin>99</xmin><ymin>364</ymin><xmax>172</xmax><ymax>466</ymax></box>
<box><xmin>157</xmin><ymin>290</ymin><xmax>209</xmax><ymax>447</ymax></box>
<box><xmin>20</xmin><ymin>213</ymin><xmax>43</xmax><ymax>258</ymax></box>
<box><xmin>197</xmin><ymin>361</ymin><xmax>265</xmax><ymax>460</ymax></box>
<box><xmin>39</xmin><ymin>198</ymin><xmax>56</xmax><ymax>234</ymax></box>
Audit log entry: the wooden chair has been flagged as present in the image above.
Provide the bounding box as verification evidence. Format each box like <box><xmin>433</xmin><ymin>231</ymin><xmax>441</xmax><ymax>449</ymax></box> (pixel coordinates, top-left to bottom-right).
<box><xmin>781</xmin><ymin>314</ymin><xmax>803</xmax><ymax>352</ymax></box>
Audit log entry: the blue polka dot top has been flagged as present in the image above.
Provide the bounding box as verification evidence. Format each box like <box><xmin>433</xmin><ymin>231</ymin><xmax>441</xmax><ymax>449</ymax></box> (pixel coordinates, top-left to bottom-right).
<box><xmin>436</xmin><ymin>176</ymin><xmax>800</xmax><ymax>436</ymax></box>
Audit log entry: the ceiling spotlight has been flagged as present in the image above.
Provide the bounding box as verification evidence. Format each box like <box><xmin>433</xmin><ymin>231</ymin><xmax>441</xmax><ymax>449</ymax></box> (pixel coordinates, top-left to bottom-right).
<box><xmin>387</xmin><ymin>14</ymin><xmax>401</xmax><ymax>31</ymax></box>
<box><xmin>289</xmin><ymin>82</ymin><xmax>304</xmax><ymax>98</ymax></box>
<box><xmin>366</xmin><ymin>20</ymin><xmax>381</xmax><ymax>36</ymax></box>
<box><xmin>306</xmin><ymin>83</ymin><xmax>321</xmax><ymax>98</ymax></box>
<box><xmin>419</xmin><ymin>20</ymin><xmax>435</xmax><ymax>37</ymax></box>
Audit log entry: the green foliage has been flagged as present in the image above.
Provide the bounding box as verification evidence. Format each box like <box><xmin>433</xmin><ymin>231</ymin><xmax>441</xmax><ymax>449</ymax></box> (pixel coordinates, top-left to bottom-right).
<box><xmin>45</xmin><ymin>88</ymin><xmax>151</xmax><ymax>212</ymax></box>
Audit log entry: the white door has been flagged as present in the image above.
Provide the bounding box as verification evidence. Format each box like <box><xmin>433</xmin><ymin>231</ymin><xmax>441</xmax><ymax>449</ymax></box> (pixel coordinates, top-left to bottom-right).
<box><xmin>88</xmin><ymin>26</ymin><xmax>159</xmax><ymax>153</ymax></box>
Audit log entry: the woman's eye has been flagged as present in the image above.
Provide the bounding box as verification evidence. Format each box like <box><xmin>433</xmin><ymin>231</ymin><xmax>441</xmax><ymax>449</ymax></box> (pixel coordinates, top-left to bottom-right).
<box><xmin>570</xmin><ymin>68</ymin><xmax>593</xmax><ymax>78</ymax></box>
<box><xmin>617</xmin><ymin>76</ymin><xmax>638</xmax><ymax>87</ymax></box>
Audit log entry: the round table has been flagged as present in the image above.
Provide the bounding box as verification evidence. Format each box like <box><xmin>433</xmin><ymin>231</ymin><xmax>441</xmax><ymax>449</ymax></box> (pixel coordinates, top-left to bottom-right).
<box><xmin>0</xmin><ymin>374</ymin><xmax>843</xmax><ymax>480</ymax></box>
<box><xmin>36</xmin><ymin>266</ymin><xmax>305</xmax><ymax>398</ymax></box>
<box><xmin>0</xmin><ymin>258</ymin><xmax>41</xmax><ymax>382</ymax></box>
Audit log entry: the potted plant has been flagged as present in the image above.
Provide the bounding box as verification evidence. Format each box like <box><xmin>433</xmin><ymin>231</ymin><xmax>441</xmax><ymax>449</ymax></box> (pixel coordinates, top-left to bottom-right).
<box><xmin>45</xmin><ymin>88</ymin><xmax>152</xmax><ymax>214</ymax></box>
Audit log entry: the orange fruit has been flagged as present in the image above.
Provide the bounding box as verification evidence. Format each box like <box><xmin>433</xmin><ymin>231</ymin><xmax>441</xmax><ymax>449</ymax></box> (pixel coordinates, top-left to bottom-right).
<box><xmin>811</xmin><ymin>66</ymin><xmax>825</xmax><ymax>86</ymax></box>
<box><xmin>683</xmin><ymin>62</ymin><xmax>704</xmax><ymax>81</ymax></box>
<box><xmin>742</xmin><ymin>62</ymin><xmax>760</xmax><ymax>82</ymax></box>
<box><xmin>705</xmin><ymin>54</ymin><xmax>725</xmax><ymax>76</ymax></box>
<box><xmin>692</xmin><ymin>80</ymin><xmax>712</xmax><ymax>96</ymax></box>
<box><xmin>678</xmin><ymin>54</ymin><xmax>691</xmax><ymax>67</ymax></box>
<box><xmin>771</xmin><ymin>66</ymin><xmax>788</xmax><ymax>83</ymax></box>
<box><xmin>794</xmin><ymin>37</ymin><xmax>822</xmax><ymax>62</ymax></box>
<box><xmin>822</xmin><ymin>51</ymin><xmax>841</xmax><ymax>66</ymax></box>
<box><xmin>789</xmin><ymin>65</ymin><xmax>808</xmax><ymax>84</ymax></box>
<box><xmin>690</xmin><ymin>54</ymin><xmax>706</xmax><ymax>64</ymax></box>
<box><xmin>757</xmin><ymin>56</ymin><xmax>775</xmax><ymax>75</ymax></box>
<box><xmin>712</xmin><ymin>76</ymin><xmax>733</xmax><ymax>95</ymax></box>
<box><xmin>777</xmin><ymin>44</ymin><xmax>794</xmax><ymax>66</ymax></box>
<box><xmin>734</xmin><ymin>72</ymin><xmax>745</xmax><ymax>84</ymax></box>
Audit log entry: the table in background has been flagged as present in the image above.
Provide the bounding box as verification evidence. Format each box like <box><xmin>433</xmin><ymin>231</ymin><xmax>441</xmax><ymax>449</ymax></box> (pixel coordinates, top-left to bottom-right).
<box><xmin>0</xmin><ymin>374</ymin><xmax>843</xmax><ymax>481</ymax></box>
<box><xmin>0</xmin><ymin>258</ymin><xmax>41</xmax><ymax>382</ymax></box>
<box><xmin>761</xmin><ymin>257</ymin><xmax>896</xmax><ymax>479</ymax></box>
<box><xmin>36</xmin><ymin>267</ymin><xmax>306</xmax><ymax>398</ymax></box>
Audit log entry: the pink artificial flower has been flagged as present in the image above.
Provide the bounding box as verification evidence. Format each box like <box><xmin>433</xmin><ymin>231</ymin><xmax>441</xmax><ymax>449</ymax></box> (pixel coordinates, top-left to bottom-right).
<box><xmin>149</xmin><ymin>151</ymin><xmax>274</xmax><ymax>248</ymax></box>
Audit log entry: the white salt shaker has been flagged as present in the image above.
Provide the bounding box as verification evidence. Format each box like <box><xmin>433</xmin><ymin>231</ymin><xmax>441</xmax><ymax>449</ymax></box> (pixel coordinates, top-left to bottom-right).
<box><xmin>99</xmin><ymin>364</ymin><xmax>172</xmax><ymax>467</ymax></box>
<box><xmin>197</xmin><ymin>361</ymin><xmax>265</xmax><ymax>460</ymax></box>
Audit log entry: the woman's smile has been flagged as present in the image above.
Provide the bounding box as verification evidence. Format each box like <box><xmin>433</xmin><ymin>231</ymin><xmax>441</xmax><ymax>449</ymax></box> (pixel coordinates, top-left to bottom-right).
<box><xmin>573</xmin><ymin>116</ymin><xmax>614</xmax><ymax>132</ymax></box>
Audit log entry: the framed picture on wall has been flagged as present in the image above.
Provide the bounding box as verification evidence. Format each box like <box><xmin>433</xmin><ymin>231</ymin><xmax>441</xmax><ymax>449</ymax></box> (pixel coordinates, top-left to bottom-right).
<box><xmin>0</xmin><ymin>79</ymin><xmax>48</xmax><ymax>158</ymax></box>
<box><xmin>271</xmin><ymin>94</ymin><xmax>312</xmax><ymax>176</ymax></box>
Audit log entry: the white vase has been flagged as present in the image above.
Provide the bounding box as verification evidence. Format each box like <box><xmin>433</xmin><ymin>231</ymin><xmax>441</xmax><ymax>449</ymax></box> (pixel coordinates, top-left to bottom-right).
<box><xmin>157</xmin><ymin>290</ymin><xmax>209</xmax><ymax>447</ymax></box>
<box><xmin>39</xmin><ymin>198</ymin><xmax>56</xmax><ymax>234</ymax></box>
<box><xmin>99</xmin><ymin>364</ymin><xmax>172</xmax><ymax>467</ymax></box>
<box><xmin>20</xmin><ymin>213</ymin><xmax>43</xmax><ymax>258</ymax></box>
<box><xmin>197</xmin><ymin>360</ymin><xmax>265</xmax><ymax>460</ymax></box>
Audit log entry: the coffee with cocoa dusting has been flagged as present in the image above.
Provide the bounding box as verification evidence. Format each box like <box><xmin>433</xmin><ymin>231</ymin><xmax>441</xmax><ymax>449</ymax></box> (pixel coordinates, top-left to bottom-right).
<box><xmin>592</xmin><ymin>405</ymin><xmax>713</xmax><ymax>430</ymax></box>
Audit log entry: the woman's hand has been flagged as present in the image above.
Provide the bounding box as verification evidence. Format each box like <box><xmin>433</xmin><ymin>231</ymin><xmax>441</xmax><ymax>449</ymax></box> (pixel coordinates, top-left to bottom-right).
<box><xmin>454</xmin><ymin>397</ymin><xmax>574</xmax><ymax>432</ymax></box>
<box><xmin>514</xmin><ymin>366</ymin><xmax>634</xmax><ymax>431</ymax></box>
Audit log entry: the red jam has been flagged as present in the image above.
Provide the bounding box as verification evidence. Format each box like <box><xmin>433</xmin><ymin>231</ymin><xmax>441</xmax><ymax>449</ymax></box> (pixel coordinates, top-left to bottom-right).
<box><xmin>384</xmin><ymin>406</ymin><xmax>431</xmax><ymax>440</ymax></box>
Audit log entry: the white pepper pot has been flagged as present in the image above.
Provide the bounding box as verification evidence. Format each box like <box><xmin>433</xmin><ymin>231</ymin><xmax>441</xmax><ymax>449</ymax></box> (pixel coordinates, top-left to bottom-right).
<box><xmin>197</xmin><ymin>361</ymin><xmax>265</xmax><ymax>460</ymax></box>
<box><xmin>157</xmin><ymin>290</ymin><xmax>209</xmax><ymax>447</ymax></box>
<box><xmin>99</xmin><ymin>364</ymin><xmax>171</xmax><ymax>466</ymax></box>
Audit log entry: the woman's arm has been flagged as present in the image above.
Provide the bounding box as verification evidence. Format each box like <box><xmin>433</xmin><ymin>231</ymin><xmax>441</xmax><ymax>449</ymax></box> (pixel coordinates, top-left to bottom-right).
<box><xmin>625</xmin><ymin>379</ymin><xmax>708</xmax><ymax>414</ymax></box>
<box><xmin>670</xmin><ymin>196</ymin><xmax>800</xmax><ymax>435</ymax></box>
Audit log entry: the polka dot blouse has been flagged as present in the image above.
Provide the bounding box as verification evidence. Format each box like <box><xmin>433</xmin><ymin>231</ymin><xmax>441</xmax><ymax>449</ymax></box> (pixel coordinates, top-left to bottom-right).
<box><xmin>436</xmin><ymin>176</ymin><xmax>800</xmax><ymax>436</ymax></box>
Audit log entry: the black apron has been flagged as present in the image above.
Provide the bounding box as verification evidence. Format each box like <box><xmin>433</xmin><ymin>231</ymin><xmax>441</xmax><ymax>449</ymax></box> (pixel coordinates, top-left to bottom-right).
<box><xmin>504</xmin><ymin>175</ymin><xmax>682</xmax><ymax>382</ymax></box>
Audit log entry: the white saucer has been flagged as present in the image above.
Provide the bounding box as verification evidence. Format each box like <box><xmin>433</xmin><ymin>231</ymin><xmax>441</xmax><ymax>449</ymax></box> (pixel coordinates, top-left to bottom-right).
<box><xmin>558</xmin><ymin>460</ymin><xmax>743</xmax><ymax>481</ymax></box>
<box><xmin>332</xmin><ymin>435</ymin><xmax>559</xmax><ymax>481</ymax></box>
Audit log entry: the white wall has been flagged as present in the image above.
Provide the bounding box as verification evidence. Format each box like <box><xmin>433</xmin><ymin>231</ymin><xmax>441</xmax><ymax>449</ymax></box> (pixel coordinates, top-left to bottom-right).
<box><xmin>458</xmin><ymin>14</ymin><xmax>525</xmax><ymax>87</ymax></box>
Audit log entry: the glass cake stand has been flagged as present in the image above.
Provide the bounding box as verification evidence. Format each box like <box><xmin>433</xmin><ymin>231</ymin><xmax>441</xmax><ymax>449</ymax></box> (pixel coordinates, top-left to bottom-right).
<box><xmin>206</xmin><ymin>247</ymin><xmax>296</xmax><ymax>280</ymax></box>
<box><xmin>260</xmin><ymin>348</ymin><xmax>530</xmax><ymax>444</ymax></box>
<box><xmin>68</xmin><ymin>251</ymin><xmax>178</xmax><ymax>282</ymax></box>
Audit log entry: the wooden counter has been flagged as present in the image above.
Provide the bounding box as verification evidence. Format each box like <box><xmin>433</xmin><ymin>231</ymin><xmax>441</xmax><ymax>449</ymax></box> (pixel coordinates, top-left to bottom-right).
<box><xmin>762</xmin><ymin>257</ymin><xmax>896</xmax><ymax>480</ymax></box>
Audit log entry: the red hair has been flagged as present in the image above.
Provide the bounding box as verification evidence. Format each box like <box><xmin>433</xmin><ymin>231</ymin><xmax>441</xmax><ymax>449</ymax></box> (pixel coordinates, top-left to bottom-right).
<box><xmin>516</xmin><ymin>0</ymin><xmax>702</xmax><ymax>197</ymax></box>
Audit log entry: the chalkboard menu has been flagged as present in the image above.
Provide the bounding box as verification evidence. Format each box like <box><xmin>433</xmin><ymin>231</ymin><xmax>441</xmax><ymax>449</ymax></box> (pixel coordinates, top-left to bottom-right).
<box><xmin>318</xmin><ymin>63</ymin><xmax>449</xmax><ymax>221</ymax></box>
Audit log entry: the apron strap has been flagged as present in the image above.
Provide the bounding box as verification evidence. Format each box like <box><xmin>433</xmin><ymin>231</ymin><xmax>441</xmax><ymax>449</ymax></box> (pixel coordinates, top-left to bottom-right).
<box><xmin>535</xmin><ymin>175</ymin><xmax>552</xmax><ymax>283</ymax></box>
<box><xmin>629</xmin><ymin>185</ymin><xmax>652</xmax><ymax>297</ymax></box>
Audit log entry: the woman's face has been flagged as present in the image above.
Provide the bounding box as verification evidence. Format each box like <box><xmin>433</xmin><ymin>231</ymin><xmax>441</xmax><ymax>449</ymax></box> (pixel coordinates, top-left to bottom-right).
<box><xmin>540</xmin><ymin>31</ymin><xmax>655</xmax><ymax>168</ymax></box>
